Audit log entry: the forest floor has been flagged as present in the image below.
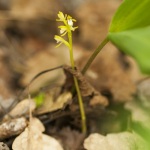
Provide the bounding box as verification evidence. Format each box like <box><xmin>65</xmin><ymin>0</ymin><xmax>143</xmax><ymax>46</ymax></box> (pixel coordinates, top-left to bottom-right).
<box><xmin>0</xmin><ymin>0</ymin><xmax>150</xmax><ymax>150</ymax></box>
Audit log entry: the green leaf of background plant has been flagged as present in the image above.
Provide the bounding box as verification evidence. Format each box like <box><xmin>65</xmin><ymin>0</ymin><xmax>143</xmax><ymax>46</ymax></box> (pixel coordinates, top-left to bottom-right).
<box><xmin>108</xmin><ymin>0</ymin><xmax>150</xmax><ymax>73</ymax></box>
<box><xmin>108</xmin><ymin>26</ymin><xmax>150</xmax><ymax>73</ymax></box>
<box><xmin>109</xmin><ymin>0</ymin><xmax>150</xmax><ymax>32</ymax></box>
<box><xmin>34</xmin><ymin>93</ymin><xmax>45</xmax><ymax>107</ymax></box>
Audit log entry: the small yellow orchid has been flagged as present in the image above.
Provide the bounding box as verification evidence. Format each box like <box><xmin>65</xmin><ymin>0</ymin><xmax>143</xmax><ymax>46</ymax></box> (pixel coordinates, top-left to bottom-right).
<box><xmin>54</xmin><ymin>11</ymin><xmax>78</xmax><ymax>48</ymax></box>
<box><xmin>54</xmin><ymin>11</ymin><xmax>86</xmax><ymax>133</ymax></box>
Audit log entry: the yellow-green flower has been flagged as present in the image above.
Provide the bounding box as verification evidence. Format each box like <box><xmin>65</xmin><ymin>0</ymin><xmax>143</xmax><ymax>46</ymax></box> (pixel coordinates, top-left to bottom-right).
<box><xmin>54</xmin><ymin>11</ymin><xmax>78</xmax><ymax>47</ymax></box>
<box><xmin>56</xmin><ymin>11</ymin><xmax>67</xmax><ymax>22</ymax></box>
<box><xmin>54</xmin><ymin>35</ymin><xmax>69</xmax><ymax>48</ymax></box>
<box><xmin>68</xmin><ymin>19</ymin><xmax>73</xmax><ymax>26</ymax></box>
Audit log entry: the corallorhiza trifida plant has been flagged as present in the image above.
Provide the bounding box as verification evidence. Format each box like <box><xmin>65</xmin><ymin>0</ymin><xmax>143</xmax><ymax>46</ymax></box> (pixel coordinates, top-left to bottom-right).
<box><xmin>54</xmin><ymin>11</ymin><xmax>86</xmax><ymax>133</ymax></box>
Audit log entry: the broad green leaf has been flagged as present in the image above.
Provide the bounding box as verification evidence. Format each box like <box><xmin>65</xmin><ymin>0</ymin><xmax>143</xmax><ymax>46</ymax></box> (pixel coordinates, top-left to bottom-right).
<box><xmin>109</xmin><ymin>0</ymin><xmax>150</xmax><ymax>32</ymax></box>
<box><xmin>108</xmin><ymin>0</ymin><xmax>150</xmax><ymax>73</ymax></box>
<box><xmin>108</xmin><ymin>26</ymin><xmax>150</xmax><ymax>73</ymax></box>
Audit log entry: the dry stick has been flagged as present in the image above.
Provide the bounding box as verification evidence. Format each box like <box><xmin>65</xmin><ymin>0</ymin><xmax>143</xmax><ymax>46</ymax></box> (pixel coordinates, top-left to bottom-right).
<box><xmin>8</xmin><ymin>66</ymin><xmax>63</xmax><ymax>113</ymax></box>
<box><xmin>26</xmin><ymin>65</ymin><xmax>63</xmax><ymax>121</ymax></box>
<box><xmin>27</xmin><ymin>66</ymin><xmax>63</xmax><ymax>87</ymax></box>
<box><xmin>82</xmin><ymin>37</ymin><xmax>109</xmax><ymax>75</ymax></box>
<box><xmin>27</xmin><ymin>87</ymin><xmax>32</xmax><ymax>150</ymax></box>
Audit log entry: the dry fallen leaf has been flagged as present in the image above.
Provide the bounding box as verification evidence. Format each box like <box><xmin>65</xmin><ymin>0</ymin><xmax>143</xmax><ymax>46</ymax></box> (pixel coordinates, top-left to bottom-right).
<box><xmin>84</xmin><ymin>132</ymin><xmax>148</xmax><ymax>150</ymax></box>
<box><xmin>63</xmin><ymin>65</ymin><xmax>108</xmax><ymax>106</ymax></box>
<box><xmin>35</xmin><ymin>90</ymin><xmax>72</xmax><ymax>115</ymax></box>
<box><xmin>3</xmin><ymin>99</ymin><xmax>36</xmax><ymax>121</ymax></box>
<box><xmin>12</xmin><ymin>117</ymin><xmax>64</xmax><ymax>150</ymax></box>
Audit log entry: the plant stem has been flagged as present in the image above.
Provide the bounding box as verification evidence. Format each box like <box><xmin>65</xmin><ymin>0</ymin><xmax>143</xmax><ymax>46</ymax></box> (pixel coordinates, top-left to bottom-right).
<box><xmin>68</xmin><ymin>31</ymin><xmax>87</xmax><ymax>133</ymax></box>
<box><xmin>73</xmin><ymin>76</ymin><xmax>86</xmax><ymax>133</ymax></box>
<box><xmin>82</xmin><ymin>37</ymin><xmax>109</xmax><ymax>74</ymax></box>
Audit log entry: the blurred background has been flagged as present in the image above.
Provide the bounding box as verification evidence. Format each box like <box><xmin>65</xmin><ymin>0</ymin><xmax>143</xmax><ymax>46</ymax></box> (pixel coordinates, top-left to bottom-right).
<box><xmin>1</xmin><ymin>0</ymin><xmax>142</xmax><ymax>112</ymax></box>
<box><xmin>0</xmin><ymin>0</ymin><xmax>122</xmax><ymax>100</ymax></box>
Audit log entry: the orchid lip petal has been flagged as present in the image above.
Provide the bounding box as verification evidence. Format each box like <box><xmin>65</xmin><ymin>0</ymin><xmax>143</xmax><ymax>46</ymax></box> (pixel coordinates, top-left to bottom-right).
<box><xmin>68</xmin><ymin>19</ymin><xmax>73</xmax><ymax>26</ymax></box>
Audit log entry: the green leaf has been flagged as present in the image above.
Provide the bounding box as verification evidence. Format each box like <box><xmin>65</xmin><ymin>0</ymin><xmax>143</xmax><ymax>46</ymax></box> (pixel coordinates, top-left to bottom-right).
<box><xmin>109</xmin><ymin>0</ymin><xmax>150</xmax><ymax>32</ymax></box>
<box><xmin>34</xmin><ymin>93</ymin><xmax>45</xmax><ymax>107</ymax></box>
<box><xmin>108</xmin><ymin>0</ymin><xmax>150</xmax><ymax>73</ymax></box>
<box><xmin>108</xmin><ymin>26</ymin><xmax>150</xmax><ymax>73</ymax></box>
